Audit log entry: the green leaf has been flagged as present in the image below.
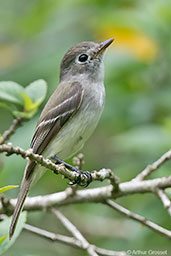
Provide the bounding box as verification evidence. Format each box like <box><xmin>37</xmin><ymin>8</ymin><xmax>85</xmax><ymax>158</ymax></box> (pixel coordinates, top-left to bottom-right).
<box><xmin>0</xmin><ymin>185</ymin><xmax>19</xmax><ymax>194</ymax></box>
<box><xmin>20</xmin><ymin>92</ymin><xmax>34</xmax><ymax>111</ymax></box>
<box><xmin>0</xmin><ymin>81</ymin><xmax>24</xmax><ymax>105</ymax></box>
<box><xmin>0</xmin><ymin>102</ymin><xmax>14</xmax><ymax>114</ymax></box>
<box><xmin>25</xmin><ymin>79</ymin><xmax>47</xmax><ymax>105</ymax></box>
<box><xmin>0</xmin><ymin>212</ymin><xmax>27</xmax><ymax>255</ymax></box>
<box><xmin>0</xmin><ymin>80</ymin><xmax>47</xmax><ymax>119</ymax></box>
<box><xmin>20</xmin><ymin>92</ymin><xmax>39</xmax><ymax>112</ymax></box>
<box><xmin>0</xmin><ymin>235</ymin><xmax>7</xmax><ymax>245</ymax></box>
<box><xmin>13</xmin><ymin>109</ymin><xmax>38</xmax><ymax>119</ymax></box>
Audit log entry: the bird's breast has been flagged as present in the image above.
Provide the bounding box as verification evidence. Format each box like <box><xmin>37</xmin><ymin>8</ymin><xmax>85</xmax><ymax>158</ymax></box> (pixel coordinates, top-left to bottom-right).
<box><xmin>44</xmin><ymin>82</ymin><xmax>105</xmax><ymax>160</ymax></box>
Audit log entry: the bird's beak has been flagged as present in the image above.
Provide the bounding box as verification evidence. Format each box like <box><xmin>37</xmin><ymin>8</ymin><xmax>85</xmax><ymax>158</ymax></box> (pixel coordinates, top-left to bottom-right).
<box><xmin>93</xmin><ymin>38</ymin><xmax>114</xmax><ymax>58</ymax></box>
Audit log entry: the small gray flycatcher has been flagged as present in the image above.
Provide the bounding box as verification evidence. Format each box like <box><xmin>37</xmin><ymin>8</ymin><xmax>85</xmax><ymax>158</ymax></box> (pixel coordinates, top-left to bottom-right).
<box><xmin>9</xmin><ymin>38</ymin><xmax>114</xmax><ymax>239</ymax></box>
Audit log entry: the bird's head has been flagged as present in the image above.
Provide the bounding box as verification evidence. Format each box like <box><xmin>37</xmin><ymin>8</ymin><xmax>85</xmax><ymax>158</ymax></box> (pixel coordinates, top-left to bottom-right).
<box><xmin>60</xmin><ymin>38</ymin><xmax>114</xmax><ymax>82</ymax></box>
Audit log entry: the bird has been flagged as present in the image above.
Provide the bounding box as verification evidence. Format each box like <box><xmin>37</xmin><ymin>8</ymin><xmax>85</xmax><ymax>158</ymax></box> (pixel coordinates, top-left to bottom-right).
<box><xmin>9</xmin><ymin>37</ymin><xmax>114</xmax><ymax>239</ymax></box>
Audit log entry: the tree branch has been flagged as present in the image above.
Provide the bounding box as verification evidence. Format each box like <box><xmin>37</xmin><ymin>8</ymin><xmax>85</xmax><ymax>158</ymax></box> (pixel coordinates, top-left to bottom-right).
<box><xmin>0</xmin><ymin>143</ymin><xmax>118</xmax><ymax>186</ymax></box>
<box><xmin>24</xmin><ymin>223</ymin><xmax>81</xmax><ymax>247</ymax></box>
<box><xmin>156</xmin><ymin>189</ymin><xmax>171</xmax><ymax>216</ymax></box>
<box><xmin>105</xmin><ymin>200</ymin><xmax>171</xmax><ymax>239</ymax></box>
<box><xmin>51</xmin><ymin>208</ymin><xmax>99</xmax><ymax>256</ymax></box>
<box><xmin>24</xmin><ymin>223</ymin><xmax>126</xmax><ymax>256</ymax></box>
<box><xmin>133</xmin><ymin>149</ymin><xmax>171</xmax><ymax>181</ymax></box>
<box><xmin>0</xmin><ymin>117</ymin><xmax>23</xmax><ymax>145</ymax></box>
<box><xmin>0</xmin><ymin>176</ymin><xmax>170</xmax><ymax>214</ymax></box>
<box><xmin>1</xmin><ymin>177</ymin><xmax>170</xmax><ymax>241</ymax></box>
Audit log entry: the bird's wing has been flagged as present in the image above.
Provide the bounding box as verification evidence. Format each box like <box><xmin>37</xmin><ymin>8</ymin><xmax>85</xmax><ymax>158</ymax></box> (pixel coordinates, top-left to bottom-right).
<box><xmin>30</xmin><ymin>81</ymin><xmax>83</xmax><ymax>155</ymax></box>
<box><xmin>9</xmin><ymin>81</ymin><xmax>83</xmax><ymax>238</ymax></box>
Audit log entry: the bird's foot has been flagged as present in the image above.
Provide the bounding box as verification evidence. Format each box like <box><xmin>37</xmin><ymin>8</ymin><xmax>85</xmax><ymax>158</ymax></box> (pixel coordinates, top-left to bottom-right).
<box><xmin>51</xmin><ymin>155</ymin><xmax>92</xmax><ymax>187</ymax></box>
<box><xmin>69</xmin><ymin>169</ymin><xmax>92</xmax><ymax>187</ymax></box>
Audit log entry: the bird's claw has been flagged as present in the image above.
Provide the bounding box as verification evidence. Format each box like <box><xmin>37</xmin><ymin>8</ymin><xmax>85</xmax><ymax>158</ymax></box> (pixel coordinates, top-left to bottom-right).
<box><xmin>51</xmin><ymin>155</ymin><xmax>92</xmax><ymax>187</ymax></box>
<box><xmin>70</xmin><ymin>169</ymin><xmax>92</xmax><ymax>187</ymax></box>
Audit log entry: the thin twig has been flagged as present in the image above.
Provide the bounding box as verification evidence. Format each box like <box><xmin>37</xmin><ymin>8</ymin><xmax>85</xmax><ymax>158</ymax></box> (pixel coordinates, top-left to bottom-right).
<box><xmin>51</xmin><ymin>208</ymin><xmax>99</xmax><ymax>256</ymax></box>
<box><xmin>73</xmin><ymin>153</ymin><xmax>85</xmax><ymax>170</ymax></box>
<box><xmin>134</xmin><ymin>150</ymin><xmax>171</xmax><ymax>181</ymax></box>
<box><xmin>94</xmin><ymin>247</ymin><xmax>126</xmax><ymax>256</ymax></box>
<box><xmin>24</xmin><ymin>223</ymin><xmax>81</xmax><ymax>247</ymax></box>
<box><xmin>105</xmin><ymin>200</ymin><xmax>171</xmax><ymax>239</ymax></box>
<box><xmin>101</xmin><ymin>169</ymin><xmax>120</xmax><ymax>191</ymax></box>
<box><xmin>24</xmin><ymin>223</ymin><xmax>126</xmax><ymax>256</ymax></box>
<box><xmin>0</xmin><ymin>117</ymin><xmax>23</xmax><ymax>145</ymax></box>
<box><xmin>156</xmin><ymin>189</ymin><xmax>171</xmax><ymax>216</ymax></box>
<box><xmin>0</xmin><ymin>143</ymin><xmax>118</xmax><ymax>185</ymax></box>
<box><xmin>0</xmin><ymin>143</ymin><xmax>170</xmax><ymax>194</ymax></box>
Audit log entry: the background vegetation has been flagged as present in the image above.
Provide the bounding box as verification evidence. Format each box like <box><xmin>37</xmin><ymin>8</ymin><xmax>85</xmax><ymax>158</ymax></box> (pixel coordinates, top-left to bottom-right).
<box><xmin>0</xmin><ymin>0</ymin><xmax>171</xmax><ymax>255</ymax></box>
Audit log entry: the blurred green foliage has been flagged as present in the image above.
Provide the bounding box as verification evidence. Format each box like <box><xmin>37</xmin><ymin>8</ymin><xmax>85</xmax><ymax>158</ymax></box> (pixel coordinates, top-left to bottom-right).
<box><xmin>0</xmin><ymin>185</ymin><xmax>18</xmax><ymax>194</ymax></box>
<box><xmin>0</xmin><ymin>0</ymin><xmax>171</xmax><ymax>255</ymax></box>
<box><xmin>0</xmin><ymin>212</ymin><xmax>27</xmax><ymax>255</ymax></box>
<box><xmin>0</xmin><ymin>80</ymin><xmax>47</xmax><ymax>118</ymax></box>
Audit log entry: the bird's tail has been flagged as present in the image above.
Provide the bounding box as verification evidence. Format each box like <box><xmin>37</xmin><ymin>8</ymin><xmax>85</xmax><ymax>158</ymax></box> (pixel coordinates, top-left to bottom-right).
<box><xmin>9</xmin><ymin>161</ymin><xmax>35</xmax><ymax>239</ymax></box>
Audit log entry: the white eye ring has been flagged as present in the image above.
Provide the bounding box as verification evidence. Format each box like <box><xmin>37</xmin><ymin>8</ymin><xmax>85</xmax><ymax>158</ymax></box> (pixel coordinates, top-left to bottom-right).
<box><xmin>76</xmin><ymin>54</ymin><xmax>89</xmax><ymax>64</ymax></box>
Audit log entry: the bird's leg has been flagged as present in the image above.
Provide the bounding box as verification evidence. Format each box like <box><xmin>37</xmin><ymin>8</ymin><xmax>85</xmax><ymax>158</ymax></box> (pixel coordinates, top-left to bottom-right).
<box><xmin>51</xmin><ymin>155</ymin><xmax>77</xmax><ymax>171</ymax></box>
<box><xmin>51</xmin><ymin>155</ymin><xmax>92</xmax><ymax>187</ymax></box>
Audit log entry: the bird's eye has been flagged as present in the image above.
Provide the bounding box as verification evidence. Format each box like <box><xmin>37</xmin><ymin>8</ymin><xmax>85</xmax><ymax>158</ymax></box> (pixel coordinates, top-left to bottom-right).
<box><xmin>78</xmin><ymin>54</ymin><xmax>88</xmax><ymax>62</ymax></box>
